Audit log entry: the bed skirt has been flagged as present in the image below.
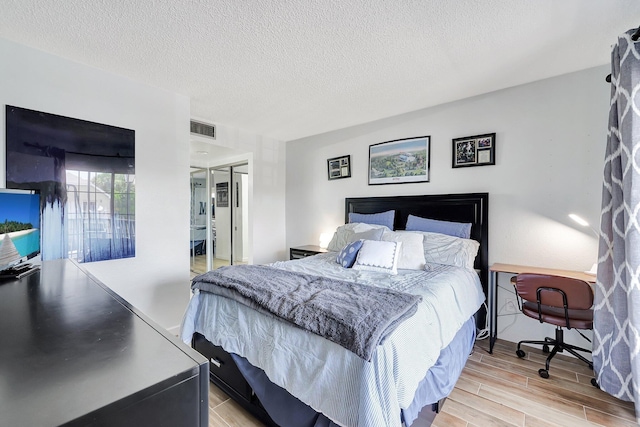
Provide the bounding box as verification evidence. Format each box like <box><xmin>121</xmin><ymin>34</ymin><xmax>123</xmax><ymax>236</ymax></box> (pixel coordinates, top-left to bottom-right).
<box><xmin>195</xmin><ymin>315</ymin><xmax>476</xmax><ymax>427</ymax></box>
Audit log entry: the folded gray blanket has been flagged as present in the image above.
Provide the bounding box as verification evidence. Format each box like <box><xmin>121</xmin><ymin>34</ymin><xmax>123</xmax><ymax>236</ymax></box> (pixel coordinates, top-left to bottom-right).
<box><xmin>192</xmin><ymin>265</ymin><xmax>422</xmax><ymax>361</ymax></box>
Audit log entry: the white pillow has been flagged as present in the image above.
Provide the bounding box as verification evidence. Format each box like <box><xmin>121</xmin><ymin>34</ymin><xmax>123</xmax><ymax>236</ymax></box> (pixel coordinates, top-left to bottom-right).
<box><xmin>352</xmin><ymin>240</ymin><xmax>401</xmax><ymax>275</ymax></box>
<box><xmin>411</xmin><ymin>231</ymin><xmax>480</xmax><ymax>269</ymax></box>
<box><xmin>383</xmin><ymin>230</ymin><xmax>426</xmax><ymax>270</ymax></box>
<box><xmin>326</xmin><ymin>222</ymin><xmax>390</xmax><ymax>252</ymax></box>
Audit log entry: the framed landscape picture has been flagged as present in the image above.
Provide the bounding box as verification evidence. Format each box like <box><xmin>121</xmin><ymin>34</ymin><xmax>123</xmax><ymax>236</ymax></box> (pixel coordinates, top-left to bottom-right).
<box><xmin>368</xmin><ymin>136</ymin><xmax>430</xmax><ymax>185</ymax></box>
<box><xmin>452</xmin><ymin>133</ymin><xmax>496</xmax><ymax>168</ymax></box>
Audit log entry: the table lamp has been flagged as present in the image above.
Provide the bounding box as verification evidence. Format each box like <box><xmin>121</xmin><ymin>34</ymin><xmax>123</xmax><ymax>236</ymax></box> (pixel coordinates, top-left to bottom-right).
<box><xmin>319</xmin><ymin>232</ymin><xmax>333</xmax><ymax>249</ymax></box>
<box><xmin>569</xmin><ymin>213</ymin><xmax>598</xmax><ymax>275</ymax></box>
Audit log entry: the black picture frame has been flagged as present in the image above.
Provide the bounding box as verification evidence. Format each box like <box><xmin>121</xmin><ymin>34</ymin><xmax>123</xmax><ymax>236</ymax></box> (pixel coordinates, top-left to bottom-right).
<box><xmin>327</xmin><ymin>155</ymin><xmax>351</xmax><ymax>180</ymax></box>
<box><xmin>452</xmin><ymin>133</ymin><xmax>496</xmax><ymax>168</ymax></box>
<box><xmin>368</xmin><ymin>136</ymin><xmax>430</xmax><ymax>185</ymax></box>
<box><xmin>216</xmin><ymin>182</ymin><xmax>229</xmax><ymax>207</ymax></box>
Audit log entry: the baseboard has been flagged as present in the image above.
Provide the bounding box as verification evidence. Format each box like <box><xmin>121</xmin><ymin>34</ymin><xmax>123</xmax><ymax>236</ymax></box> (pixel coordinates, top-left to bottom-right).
<box><xmin>167</xmin><ymin>325</ymin><xmax>181</xmax><ymax>336</ymax></box>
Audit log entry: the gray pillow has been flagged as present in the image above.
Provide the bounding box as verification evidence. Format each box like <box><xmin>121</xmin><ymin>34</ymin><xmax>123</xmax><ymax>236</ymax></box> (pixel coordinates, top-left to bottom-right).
<box><xmin>347</xmin><ymin>228</ymin><xmax>384</xmax><ymax>244</ymax></box>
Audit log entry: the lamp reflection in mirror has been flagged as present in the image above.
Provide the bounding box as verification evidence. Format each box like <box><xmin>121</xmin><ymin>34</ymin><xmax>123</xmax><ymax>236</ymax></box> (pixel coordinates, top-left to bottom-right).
<box><xmin>569</xmin><ymin>213</ymin><xmax>598</xmax><ymax>275</ymax></box>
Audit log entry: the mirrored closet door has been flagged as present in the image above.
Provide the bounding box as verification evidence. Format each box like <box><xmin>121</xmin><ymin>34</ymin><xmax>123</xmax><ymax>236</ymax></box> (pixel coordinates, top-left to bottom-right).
<box><xmin>189</xmin><ymin>168</ymin><xmax>209</xmax><ymax>275</ymax></box>
<box><xmin>211</xmin><ymin>164</ymin><xmax>248</xmax><ymax>269</ymax></box>
<box><xmin>190</xmin><ymin>163</ymin><xmax>249</xmax><ymax>277</ymax></box>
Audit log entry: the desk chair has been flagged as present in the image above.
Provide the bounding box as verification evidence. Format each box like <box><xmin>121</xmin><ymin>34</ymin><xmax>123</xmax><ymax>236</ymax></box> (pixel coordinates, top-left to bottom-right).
<box><xmin>511</xmin><ymin>273</ymin><xmax>593</xmax><ymax>379</ymax></box>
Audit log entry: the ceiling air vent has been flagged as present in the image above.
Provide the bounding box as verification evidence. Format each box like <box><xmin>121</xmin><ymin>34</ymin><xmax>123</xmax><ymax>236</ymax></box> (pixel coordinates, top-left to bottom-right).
<box><xmin>190</xmin><ymin>120</ymin><xmax>216</xmax><ymax>139</ymax></box>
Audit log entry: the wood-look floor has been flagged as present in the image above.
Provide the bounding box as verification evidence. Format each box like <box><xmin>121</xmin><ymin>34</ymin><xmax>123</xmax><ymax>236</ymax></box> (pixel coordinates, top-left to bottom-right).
<box><xmin>205</xmin><ymin>338</ymin><xmax>636</xmax><ymax>427</ymax></box>
<box><xmin>431</xmin><ymin>339</ymin><xmax>635</xmax><ymax>427</ymax></box>
<box><xmin>190</xmin><ymin>254</ymin><xmax>228</xmax><ymax>277</ymax></box>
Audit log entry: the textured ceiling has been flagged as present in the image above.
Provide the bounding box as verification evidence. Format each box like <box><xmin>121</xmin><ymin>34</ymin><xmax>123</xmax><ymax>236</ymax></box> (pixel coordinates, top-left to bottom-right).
<box><xmin>1</xmin><ymin>0</ymin><xmax>639</xmax><ymax>144</ymax></box>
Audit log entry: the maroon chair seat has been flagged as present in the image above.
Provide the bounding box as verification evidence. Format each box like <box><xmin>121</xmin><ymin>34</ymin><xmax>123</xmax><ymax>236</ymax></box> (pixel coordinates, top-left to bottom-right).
<box><xmin>521</xmin><ymin>302</ymin><xmax>593</xmax><ymax>329</ymax></box>
<box><xmin>512</xmin><ymin>273</ymin><xmax>594</xmax><ymax>379</ymax></box>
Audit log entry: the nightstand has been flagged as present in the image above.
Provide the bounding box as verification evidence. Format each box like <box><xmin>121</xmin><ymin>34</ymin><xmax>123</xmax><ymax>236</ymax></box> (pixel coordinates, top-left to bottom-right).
<box><xmin>289</xmin><ymin>245</ymin><xmax>328</xmax><ymax>260</ymax></box>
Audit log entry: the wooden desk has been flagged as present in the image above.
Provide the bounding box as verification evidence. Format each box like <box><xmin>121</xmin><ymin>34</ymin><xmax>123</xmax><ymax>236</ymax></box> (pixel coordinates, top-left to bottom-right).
<box><xmin>488</xmin><ymin>263</ymin><xmax>596</xmax><ymax>354</ymax></box>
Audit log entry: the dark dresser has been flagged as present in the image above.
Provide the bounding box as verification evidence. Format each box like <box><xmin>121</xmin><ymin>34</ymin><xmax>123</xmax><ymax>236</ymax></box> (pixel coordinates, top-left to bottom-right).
<box><xmin>0</xmin><ymin>259</ymin><xmax>208</xmax><ymax>426</ymax></box>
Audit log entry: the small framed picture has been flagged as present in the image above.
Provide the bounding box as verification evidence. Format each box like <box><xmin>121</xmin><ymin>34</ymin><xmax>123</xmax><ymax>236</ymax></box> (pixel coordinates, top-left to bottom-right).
<box><xmin>216</xmin><ymin>182</ymin><xmax>229</xmax><ymax>207</ymax></box>
<box><xmin>327</xmin><ymin>155</ymin><xmax>351</xmax><ymax>180</ymax></box>
<box><xmin>452</xmin><ymin>133</ymin><xmax>496</xmax><ymax>168</ymax></box>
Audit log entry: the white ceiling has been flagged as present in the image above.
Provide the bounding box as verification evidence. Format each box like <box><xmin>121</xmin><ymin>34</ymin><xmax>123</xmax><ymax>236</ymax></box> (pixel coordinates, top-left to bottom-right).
<box><xmin>1</xmin><ymin>1</ymin><xmax>639</xmax><ymax>152</ymax></box>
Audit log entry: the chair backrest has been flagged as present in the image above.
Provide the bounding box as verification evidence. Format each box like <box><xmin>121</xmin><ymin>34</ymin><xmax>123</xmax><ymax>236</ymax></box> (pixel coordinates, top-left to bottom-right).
<box><xmin>515</xmin><ymin>273</ymin><xmax>593</xmax><ymax>310</ymax></box>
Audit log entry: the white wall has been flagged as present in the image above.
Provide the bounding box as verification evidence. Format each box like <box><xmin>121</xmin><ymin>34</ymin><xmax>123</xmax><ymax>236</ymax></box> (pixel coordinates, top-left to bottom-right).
<box><xmin>190</xmin><ymin>127</ymin><xmax>287</xmax><ymax>265</ymax></box>
<box><xmin>286</xmin><ymin>65</ymin><xmax>610</xmax><ymax>348</ymax></box>
<box><xmin>0</xmin><ymin>38</ymin><xmax>191</xmax><ymax>332</ymax></box>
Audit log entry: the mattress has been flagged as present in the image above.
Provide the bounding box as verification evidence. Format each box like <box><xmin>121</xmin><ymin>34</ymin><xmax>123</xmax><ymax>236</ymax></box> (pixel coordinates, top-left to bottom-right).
<box><xmin>181</xmin><ymin>252</ymin><xmax>485</xmax><ymax>427</ymax></box>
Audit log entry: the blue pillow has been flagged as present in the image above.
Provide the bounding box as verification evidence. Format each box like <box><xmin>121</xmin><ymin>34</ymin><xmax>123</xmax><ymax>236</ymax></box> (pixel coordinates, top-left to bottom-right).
<box><xmin>405</xmin><ymin>215</ymin><xmax>472</xmax><ymax>239</ymax></box>
<box><xmin>348</xmin><ymin>210</ymin><xmax>395</xmax><ymax>229</ymax></box>
<box><xmin>336</xmin><ymin>240</ymin><xmax>365</xmax><ymax>268</ymax></box>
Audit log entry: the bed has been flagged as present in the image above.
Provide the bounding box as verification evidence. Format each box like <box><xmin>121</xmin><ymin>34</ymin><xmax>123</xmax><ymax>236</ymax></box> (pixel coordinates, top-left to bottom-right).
<box><xmin>181</xmin><ymin>193</ymin><xmax>489</xmax><ymax>427</ymax></box>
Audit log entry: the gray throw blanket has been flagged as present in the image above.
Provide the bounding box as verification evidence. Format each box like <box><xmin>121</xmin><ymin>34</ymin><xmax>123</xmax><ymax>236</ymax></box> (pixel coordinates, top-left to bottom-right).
<box><xmin>192</xmin><ymin>265</ymin><xmax>422</xmax><ymax>361</ymax></box>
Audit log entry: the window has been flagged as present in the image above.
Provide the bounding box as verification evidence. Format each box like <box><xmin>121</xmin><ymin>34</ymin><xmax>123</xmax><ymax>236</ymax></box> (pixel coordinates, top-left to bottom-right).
<box><xmin>66</xmin><ymin>170</ymin><xmax>135</xmax><ymax>262</ymax></box>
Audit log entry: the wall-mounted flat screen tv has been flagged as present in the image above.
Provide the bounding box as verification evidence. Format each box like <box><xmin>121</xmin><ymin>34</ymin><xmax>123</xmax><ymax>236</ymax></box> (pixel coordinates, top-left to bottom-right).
<box><xmin>0</xmin><ymin>189</ymin><xmax>41</xmax><ymax>272</ymax></box>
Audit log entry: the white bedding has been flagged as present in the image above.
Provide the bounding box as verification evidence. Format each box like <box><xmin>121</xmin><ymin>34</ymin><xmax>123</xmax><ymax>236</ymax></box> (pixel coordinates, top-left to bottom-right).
<box><xmin>181</xmin><ymin>252</ymin><xmax>484</xmax><ymax>427</ymax></box>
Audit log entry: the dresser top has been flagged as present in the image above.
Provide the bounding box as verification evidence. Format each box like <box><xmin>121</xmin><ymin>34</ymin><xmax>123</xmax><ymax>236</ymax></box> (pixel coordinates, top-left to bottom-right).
<box><xmin>0</xmin><ymin>259</ymin><xmax>205</xmax><ymax>426</ymax></box>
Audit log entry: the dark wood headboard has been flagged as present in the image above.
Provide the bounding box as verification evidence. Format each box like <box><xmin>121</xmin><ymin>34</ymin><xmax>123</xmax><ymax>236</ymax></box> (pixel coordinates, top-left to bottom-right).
<box><xmin>345</xmin><ymin>193</ymin><xmax>489</xmax><ymax>297</ymax></box>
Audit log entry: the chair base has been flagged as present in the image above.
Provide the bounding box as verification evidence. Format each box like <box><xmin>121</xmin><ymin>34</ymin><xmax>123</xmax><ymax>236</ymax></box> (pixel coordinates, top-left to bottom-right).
<box><xmin>515</xmin><ymin>327</ymin><xmax>593</xmax><ymax>378</ymax></box>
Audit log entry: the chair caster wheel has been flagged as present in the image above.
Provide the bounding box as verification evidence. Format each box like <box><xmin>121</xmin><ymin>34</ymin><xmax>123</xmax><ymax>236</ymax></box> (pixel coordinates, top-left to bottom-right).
<box><xmin>516</xmin><ymin>349</ymin><xmax>526</xmax><ymax>358</ymax></box>
<box><xmin>591</xmin><ymin>378</ymin><xmax>599</xmax><ymax>389</ymax></box>
<box><xmin>542</xmin><ymin>344</ymin><xmax>550</xmax><ymax>353</ymax></box>
<box><xmin>538</xmin><ymin>369</ymin><xmax>549</xmax><ymax>379</ymax></box>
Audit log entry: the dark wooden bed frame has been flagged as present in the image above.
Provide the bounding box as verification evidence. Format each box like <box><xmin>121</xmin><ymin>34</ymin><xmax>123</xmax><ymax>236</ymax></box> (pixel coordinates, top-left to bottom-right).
<box><xmin>345</xmin><ymin>192</ymin><xmax>489</xmax><ymax>316</ymax></box>
<box><xmin>192</xmin><ymin>192</ymin><xmax>489</xmax><ymax>427</ymax></box>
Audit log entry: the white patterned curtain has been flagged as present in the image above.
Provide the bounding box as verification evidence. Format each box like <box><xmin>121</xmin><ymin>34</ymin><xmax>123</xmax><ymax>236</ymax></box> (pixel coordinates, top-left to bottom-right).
<box><xmin>593</xmin><ymin>28</ymin><xmax>640</xmax><ymax>419</ymax></box>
